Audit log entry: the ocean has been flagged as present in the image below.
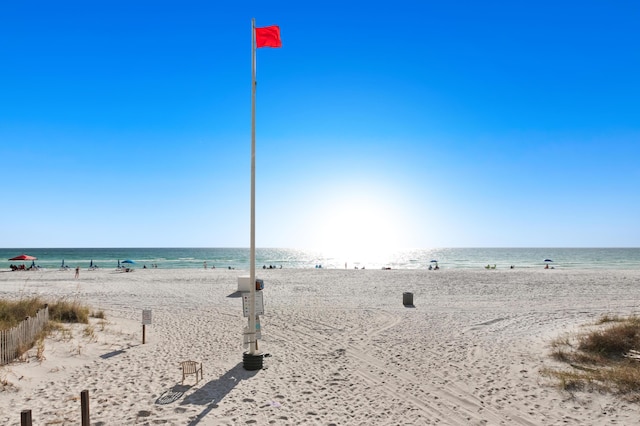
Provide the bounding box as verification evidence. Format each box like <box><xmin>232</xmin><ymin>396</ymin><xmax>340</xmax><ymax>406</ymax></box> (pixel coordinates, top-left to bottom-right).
<box><xmin>1</xmin><ymin>247</ymin><xmax>639</xmax><ymax>270</ymax></box>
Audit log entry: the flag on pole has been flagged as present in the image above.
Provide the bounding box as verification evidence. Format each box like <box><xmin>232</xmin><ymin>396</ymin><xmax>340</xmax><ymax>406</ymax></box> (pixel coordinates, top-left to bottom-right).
<box><xmin>247</xmin><ymin>18</ymin><xmax>282</xmax><ymax>360</ymax></box>
<box><xmin>255</xmin><ymin>25</ymin><xmax>282</xmax><ymax>48</ymax></box>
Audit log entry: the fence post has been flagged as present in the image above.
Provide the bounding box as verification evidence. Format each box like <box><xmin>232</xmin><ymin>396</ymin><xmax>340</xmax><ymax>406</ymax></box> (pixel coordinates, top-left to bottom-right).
<box><xmin>81</xmin><ymin>390</ymin><xmax>90</xmax><ymax>426</ymax></box>
<box><xmin>20</xmin><ymin>409</ymin><xmax>32</xmax><ymax>426</ymax></box>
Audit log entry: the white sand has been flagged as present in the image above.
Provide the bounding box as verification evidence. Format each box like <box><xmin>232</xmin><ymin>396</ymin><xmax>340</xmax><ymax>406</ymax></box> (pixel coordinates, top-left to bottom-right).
<box><xmin>1</xmin><ymin>267</ymin><xmax>639</xmax><ymax>425</ymax></box>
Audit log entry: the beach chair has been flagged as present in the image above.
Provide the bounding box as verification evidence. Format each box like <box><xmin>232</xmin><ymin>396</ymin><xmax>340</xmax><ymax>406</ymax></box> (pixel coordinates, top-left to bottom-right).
<box><xmin>180</xmin><ymin>360</ymin><xmax>203</xmax><ymax>384</ymax></box>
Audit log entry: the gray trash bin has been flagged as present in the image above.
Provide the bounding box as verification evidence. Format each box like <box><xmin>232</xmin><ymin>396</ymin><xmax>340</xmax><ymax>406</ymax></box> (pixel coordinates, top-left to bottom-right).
<box><xmin>403</xmin><ymin>292</ymin><xmax>413</xmax><ymax>306</ymax></box>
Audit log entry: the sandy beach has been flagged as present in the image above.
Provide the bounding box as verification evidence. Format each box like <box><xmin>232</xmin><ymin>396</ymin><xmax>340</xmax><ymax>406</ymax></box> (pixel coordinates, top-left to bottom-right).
<box><xmin>1</xmin><ymin>267</ymin><xmax>639</xmax><ymax>425</ymax></box>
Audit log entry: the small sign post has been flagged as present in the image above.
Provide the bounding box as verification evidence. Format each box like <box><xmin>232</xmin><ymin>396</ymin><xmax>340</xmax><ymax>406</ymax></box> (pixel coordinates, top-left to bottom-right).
<box><xmin>142</xmin><ymin>309</ymin><xmax>152</xmax><ymax>344</ymax></box>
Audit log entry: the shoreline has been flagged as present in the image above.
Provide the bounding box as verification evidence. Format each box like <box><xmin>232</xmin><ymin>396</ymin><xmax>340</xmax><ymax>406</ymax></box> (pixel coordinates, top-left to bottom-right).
<box><xmin>2</xmin><ymin>268</ymin><xmax>640</xmax><ymax>424</ymax></box>
<box><xmin>3</xmin><ymin>247</ymin><xmax>640</xmax><ymax>271</ymax></box>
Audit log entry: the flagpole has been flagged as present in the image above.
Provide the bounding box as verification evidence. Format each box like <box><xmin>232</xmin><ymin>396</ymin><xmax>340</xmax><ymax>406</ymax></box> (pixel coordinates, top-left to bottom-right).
<box><xmin>248</xmin><ymin>17</ymin><xmax>258</xmax><ymax>356</ymax></box>
<box><xmin>244</xmin><ymin>18</ymin><xmax>279</xmax><ymax>370</ymax></box>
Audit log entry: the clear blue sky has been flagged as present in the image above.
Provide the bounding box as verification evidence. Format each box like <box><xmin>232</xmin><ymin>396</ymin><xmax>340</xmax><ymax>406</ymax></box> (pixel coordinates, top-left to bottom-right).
<box><xmin>1</xmin><ymin>1</ymin><xmax>639</xmax><ymax>250</ymax></box>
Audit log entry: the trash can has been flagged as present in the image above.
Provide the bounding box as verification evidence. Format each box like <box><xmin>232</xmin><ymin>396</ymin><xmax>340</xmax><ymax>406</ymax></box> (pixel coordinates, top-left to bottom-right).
<box><xmin>403</xmin><ymin>292</ymin><xmax>413</xmax><ymax>306</ymax></box>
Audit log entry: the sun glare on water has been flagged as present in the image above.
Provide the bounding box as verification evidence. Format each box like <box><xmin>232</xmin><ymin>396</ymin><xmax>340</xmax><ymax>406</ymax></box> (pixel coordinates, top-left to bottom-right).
<box><xmin>310</xmin><ymin>194</ymin><xmax>405</xmax><ymax>264</ymax></box>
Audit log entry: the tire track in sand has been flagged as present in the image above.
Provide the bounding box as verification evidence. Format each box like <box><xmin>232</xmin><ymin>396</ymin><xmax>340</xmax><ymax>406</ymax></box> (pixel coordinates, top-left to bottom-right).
<box><xmin>267</xmin><ymin>309</ymin><xmax>535</xmax><ymax>425</ymax></box>
<box><xmin>345</xmin><ymin>309</ymin><xmax>517</xmax><ymax>426</ymax></box>
<box><xmin>265</xmin><ymin>310</ymin><xmax>450</xmax><ymax>423</ymax></box>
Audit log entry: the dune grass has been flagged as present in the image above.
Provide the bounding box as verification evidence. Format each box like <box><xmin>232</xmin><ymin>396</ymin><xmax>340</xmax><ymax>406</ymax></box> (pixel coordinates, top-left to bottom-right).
<box><xmin>542</xmin><ymin>315</ymin><xmax>640</xmax><ymax>400</ymax></box>
<box><xmin>1</xmin><ymin>296</ymin><xmax>101</xmax><ymax>364</ymax></box>
<box><xmin>0</xmin><ymin>297</ymin><xmax>45</xmax><ymax>330</ymax></box>
<box><xmin>0</xmin><ymin>296</ymin><xmax>92</xmax><ymax>330</ymax></box>
<box><xmin>48</xmin><ymin>298</ymin><xmax>90</xmax><ymax>324</ymax></box>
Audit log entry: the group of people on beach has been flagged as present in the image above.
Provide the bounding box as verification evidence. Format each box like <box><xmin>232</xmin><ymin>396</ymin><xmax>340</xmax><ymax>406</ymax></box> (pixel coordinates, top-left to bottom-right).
<box><xmin>9</xmin><ymin>264</ymin><xmax>31</xmax><ymax>271</ymax></box>
<box><xmin>263</xmin><ymin>264</ymin><xmax>282</xmax><ymax>269</ymax></box>
<box><xmin>202</xmin><ymin>261</ymin><xmax>236</xmax><ymax>270</ymax></box>
<box><xmin>9</xmin><ymin>263</ymin><xmax>40</xmax><ymax>271</ymax></box>
<box><xmin>483</xmin><ymin>264</ymin><xmax>553</xmax><ymax>269</ymax></box>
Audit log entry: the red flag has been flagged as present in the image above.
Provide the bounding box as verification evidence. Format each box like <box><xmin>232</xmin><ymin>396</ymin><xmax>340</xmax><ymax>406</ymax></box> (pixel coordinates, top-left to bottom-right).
<box><xmin>255</xmin><ymin>25</ymin><xmax>282</xmax><ymax>48</ymax></box>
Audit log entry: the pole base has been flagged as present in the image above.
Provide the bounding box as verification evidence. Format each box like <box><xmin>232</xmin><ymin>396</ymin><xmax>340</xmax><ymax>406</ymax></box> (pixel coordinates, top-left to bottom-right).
<box><xmin>243</xmin><ymin>352</ymin><xmax>264</xmax><ymax>371</ymax></box>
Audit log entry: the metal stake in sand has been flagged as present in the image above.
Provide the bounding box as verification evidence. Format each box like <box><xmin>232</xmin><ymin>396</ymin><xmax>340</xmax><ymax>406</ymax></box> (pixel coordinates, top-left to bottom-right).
<box><xmin>244</xmin><ymin>19</ymin><xmax>281</xmax><ymax>371</ymax></box>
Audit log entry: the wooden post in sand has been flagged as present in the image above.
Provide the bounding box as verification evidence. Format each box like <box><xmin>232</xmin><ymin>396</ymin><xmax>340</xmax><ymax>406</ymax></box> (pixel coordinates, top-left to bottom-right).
<box><xmin>81</xmin><ymin>390</ymin><xmax>90</xmax><ymax>425</ymax></box>
<box><xmin>20</xmin><ymin>410</ymin><xmax>32</xmax><ymax>426</ymax></box>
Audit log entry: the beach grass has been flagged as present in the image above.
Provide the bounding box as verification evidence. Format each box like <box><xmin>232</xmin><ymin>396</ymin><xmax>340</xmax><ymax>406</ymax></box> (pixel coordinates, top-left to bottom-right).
<box><xmin>1</xmin><ymin>296</ymin><xmax>95</xmax><ymax>362</ymax></box>
<box><xmin>1</xmin><ymin>296</ymin><xmax>93</xmax><ymax>330</ymax></box>
<box><xmin>0</xmin><ymin>296</ymin><xmax>44</xmax><ymax>330</ymax></box>
<box><xmin>48</xmin><ymin>298</ymin><xmax>90</xmax><ymax>324</ymax></box>
<box><xmin>90</xmin><ymin>309</ymin><xmax>106</xmax><ymax>319</ymax></box>
<box><xmin>543</xmin><ymin>315</ymin><xmax>640</xmax><ymax>399</ymax></box>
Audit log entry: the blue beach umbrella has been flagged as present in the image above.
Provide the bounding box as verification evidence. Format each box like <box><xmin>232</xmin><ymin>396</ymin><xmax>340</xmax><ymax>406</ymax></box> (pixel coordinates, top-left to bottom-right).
<box><xmin>544</xmin><ymin>259</ymin><xmax>553</xmax><ymax>262</ymax></box>
<box><xmin>122</xmin><ymin>259</ymin><xmax>136</xmax><ymax>264</ymax></box>
<box><xmin>430</xmin><ymin>259</ymin><xmax>438</xmax><ymax>263</ymax></box>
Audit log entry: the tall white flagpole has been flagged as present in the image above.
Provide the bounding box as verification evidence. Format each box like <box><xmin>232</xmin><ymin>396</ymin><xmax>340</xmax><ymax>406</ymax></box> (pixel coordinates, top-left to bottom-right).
<box><xmin>248</xmin><ymin>17</ymin><xmax>257</xmax><ymax>355</ymax></box>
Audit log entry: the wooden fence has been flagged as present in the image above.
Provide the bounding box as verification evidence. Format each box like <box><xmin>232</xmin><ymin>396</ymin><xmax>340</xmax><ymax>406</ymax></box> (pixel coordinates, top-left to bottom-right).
<box><xmin>0</xmin><ymin>305</ymin><xmax>49</xmax><ymax>365</ymax></box>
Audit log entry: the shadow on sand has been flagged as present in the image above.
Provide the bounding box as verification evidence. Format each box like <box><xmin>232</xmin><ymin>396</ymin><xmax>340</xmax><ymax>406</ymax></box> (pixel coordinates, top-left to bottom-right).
<box><xmin>177</xmin><ymin>362</ymin><xmax>260</xmax><ymax>425</ymax></box>
<box><xmin>99</xmin><ymin>349</ymin><xmax>126</xmax><ymax>359</ymax></box>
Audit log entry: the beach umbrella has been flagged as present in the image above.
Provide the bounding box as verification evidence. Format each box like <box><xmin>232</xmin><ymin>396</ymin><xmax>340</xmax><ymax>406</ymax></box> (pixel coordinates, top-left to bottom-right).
<box><xmin>430</xmin><ymin>259</ymin><xmax>438</xmax><ymax>263</ymax></box>
<box><xmin>122</xmin><ymin>259</ymin><xmax>136</xmax><ymax>264</ymax></box>
<box><xmin>544</xmin><ymin>259</ymin><xmax>553</xmax><ymax>262</ymax></box>
<box><xmin>9</xmin><ymin>254</ymin><xmax>37</xmax><ymax>261</ymax></box>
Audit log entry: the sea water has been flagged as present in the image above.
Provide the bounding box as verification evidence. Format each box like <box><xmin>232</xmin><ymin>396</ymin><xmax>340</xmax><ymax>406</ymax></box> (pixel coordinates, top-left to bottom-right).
<box><xmin>1</xmin><ymin>247</ymin><xmax>639</xmax><ymax>270</ymax></box>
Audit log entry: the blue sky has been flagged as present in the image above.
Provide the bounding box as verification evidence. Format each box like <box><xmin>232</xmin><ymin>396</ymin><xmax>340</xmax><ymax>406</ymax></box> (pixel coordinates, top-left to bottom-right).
<box><xmin>1</xmin><ymin>1</ymin><xmax>639</xmax><ymax>249</ymax></box>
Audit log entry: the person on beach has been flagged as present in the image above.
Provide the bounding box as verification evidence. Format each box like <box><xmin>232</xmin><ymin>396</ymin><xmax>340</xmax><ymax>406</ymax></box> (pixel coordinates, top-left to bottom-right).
<box><xmin>75</xmin><ymin>266</ymin><xmax>80</xmax><ymax>278</ymax></box>
<box><xmin>204</xmin><ymin>261</ymin><xmax>207</xmax><ymax>269</ymax></box>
